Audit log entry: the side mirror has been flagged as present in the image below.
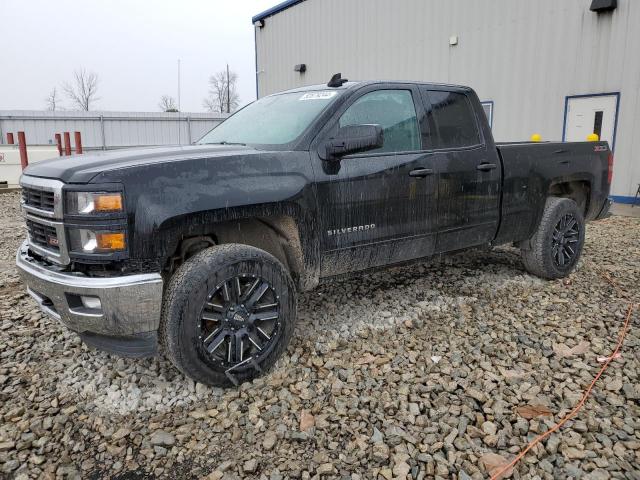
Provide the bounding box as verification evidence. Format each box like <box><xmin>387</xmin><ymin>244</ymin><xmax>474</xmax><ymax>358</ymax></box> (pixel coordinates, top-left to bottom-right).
<box><xmin>321</xmin><ymin>124</ymin><xmax>384</xmax><ymax>161</ymax></box>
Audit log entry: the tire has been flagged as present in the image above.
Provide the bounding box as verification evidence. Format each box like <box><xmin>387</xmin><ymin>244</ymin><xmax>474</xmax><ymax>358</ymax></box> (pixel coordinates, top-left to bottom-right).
<box><xmin>521</xmin><ymin>197</ymin><xmax>586</xmax><ymax>279</ymax></box>
<box><xmin>160</xmin><ymin>244</ymin><xmax>297</xmax><ymax>387</ymax></box>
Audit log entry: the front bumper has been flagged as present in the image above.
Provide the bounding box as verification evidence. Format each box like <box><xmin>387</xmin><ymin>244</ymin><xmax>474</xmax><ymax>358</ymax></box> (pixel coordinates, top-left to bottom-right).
<box><xmin>16</xmin><ymin>241</ymin><xmax>163</xmax><ymax>356</ymax></box>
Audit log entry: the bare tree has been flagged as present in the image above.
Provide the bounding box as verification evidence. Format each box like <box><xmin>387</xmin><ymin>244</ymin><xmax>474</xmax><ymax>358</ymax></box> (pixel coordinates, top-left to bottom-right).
<box><xmin>202</xmin><ymin>65</ymin><xmax>239</xmax><ymax>113</ymax></box>
<box><xmin>45</xmin><ymin>88</ymin><xmax>60</xmax><ymax>111</ymax></box>
<box><xmin>159</xmin><ymin>95</ymin><xmax>178</xmax><ymax>112</ymax></box>
<box><xmin>63</xmin><ymin>68</ymin><xmax>99</xmax><ymax>111</ymax></box>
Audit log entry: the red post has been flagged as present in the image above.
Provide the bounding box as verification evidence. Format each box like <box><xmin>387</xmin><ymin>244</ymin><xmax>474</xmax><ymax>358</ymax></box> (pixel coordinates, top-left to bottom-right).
<box><xmin>63</xmin><ymin>132</ymin><xmax>72</xmax><ymax>156</ymax></box>
<box><xmin>55</xmin><ymin>134</ymin><xmax>63</xmax><ymax>156</ymax></box>
<box><xmin>17</xmin><ymin>131</ymin><xmax>28</xmax><ymax>170</ymax></box>
<box><xmin>6</xmin><ymin>132</ymin><xmax>14</xmax><ymax>144</ymax></box>
<box><xmin>74</xmin><ymin>131</ymin><xmax>83</xmax><ymax>154</ymax></box>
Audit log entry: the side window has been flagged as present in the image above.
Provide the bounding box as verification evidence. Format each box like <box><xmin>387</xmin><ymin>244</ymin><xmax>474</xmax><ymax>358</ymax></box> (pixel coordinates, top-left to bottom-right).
<box><xmin>426</xmin><ymin>91</ymin><xmax>481</xmax><ymax>148</ymax></box>
<box><xmin>339</xmin><ymin>89</ymin><xmax>421</xmax><ymax>153</ymax></box>
<box><xmin>481</xmin><ymin>101</ymin><xmax>493</xmax><ymax>128</ymax></box>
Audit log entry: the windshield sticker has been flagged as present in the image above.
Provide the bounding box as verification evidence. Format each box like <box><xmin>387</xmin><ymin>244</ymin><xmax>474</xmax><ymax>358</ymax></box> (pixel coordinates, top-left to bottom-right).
<box><xmin>299</xmin><ymin>91</ymin><xmax>337</xmax><ymax>101</ymax></box>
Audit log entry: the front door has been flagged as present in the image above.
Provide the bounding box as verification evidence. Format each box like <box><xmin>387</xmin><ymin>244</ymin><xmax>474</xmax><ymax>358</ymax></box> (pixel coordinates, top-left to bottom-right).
<box><xmin>313</xmin><ymin>86</ymin><xmax>439</xmax><ymax>277</ymax></box>
<box><xmin>564</xmin><ymin>94</ymin><xmax>619</xmax><ymax>148</ymax></box>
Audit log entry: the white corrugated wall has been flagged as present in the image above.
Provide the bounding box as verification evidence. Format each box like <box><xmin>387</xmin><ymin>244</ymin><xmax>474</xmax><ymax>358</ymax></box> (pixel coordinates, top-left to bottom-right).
<box><xmin>0</xmin><ymin>111</ymin><xmax>228</xmax><ymax>150</ymax></box>
<box><xmin>255</xmin><ymin>0</ymin><xmax>640</xmax><ymax>199</ymax></box>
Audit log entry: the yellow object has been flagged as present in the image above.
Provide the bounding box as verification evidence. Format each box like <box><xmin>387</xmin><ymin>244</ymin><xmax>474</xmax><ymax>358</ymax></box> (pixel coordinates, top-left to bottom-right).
<box><xmin>96</xmin><ymin>232</ymin><xmax>126</xmax><ymax>250</ymax></box>
<box><xmin>95</xmin><ymin>193</ymin><xmax>123</xmax><ymax>212</ymax></box>
<box><xmin>587</xmin><ymin>133</ymin><xmax>600</xmax><ymax>142</ymax></box>
<box><xmin>530</xmin><ymin>133</ymin><xmax>542</xmax><ymax>142</ymax></box>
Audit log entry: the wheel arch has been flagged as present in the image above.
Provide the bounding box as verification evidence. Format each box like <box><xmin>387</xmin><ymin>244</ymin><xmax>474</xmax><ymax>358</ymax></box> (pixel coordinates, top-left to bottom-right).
<box><xmin>547</xmin><ymin>180</ymin><xmax>591</xmax><ymax>217</ymax></box>
<box><xmin>161</xmin><ymin>211</ymin><xmax>315</xmax><ymax>291</ymax></box>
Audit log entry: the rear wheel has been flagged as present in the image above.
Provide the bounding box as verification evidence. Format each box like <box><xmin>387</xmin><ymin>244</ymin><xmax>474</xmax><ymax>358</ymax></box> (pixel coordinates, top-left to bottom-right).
<box><xmin>161</xmin><ymin>244</ymin><xmax>296</xmax><ymax>387</ymax></box>
<box><xmin>521</xmin><ymin>197</ymin><xmax>585</xmax><ymax>279</ymax></box>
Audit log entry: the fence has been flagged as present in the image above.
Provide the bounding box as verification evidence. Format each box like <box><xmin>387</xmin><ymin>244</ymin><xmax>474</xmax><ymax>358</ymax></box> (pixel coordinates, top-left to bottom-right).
<box><xmin>0</xmin><ymin>110</ymin><xmax>228</xmax><ymax>150</ymax></box>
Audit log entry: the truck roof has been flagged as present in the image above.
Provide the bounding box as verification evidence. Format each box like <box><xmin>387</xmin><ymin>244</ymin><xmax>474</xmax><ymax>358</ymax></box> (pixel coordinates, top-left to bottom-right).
<box><xmin>275</xmin><ymin>80</ymin><xmax>472</xmax><ymax>95</ymax></box>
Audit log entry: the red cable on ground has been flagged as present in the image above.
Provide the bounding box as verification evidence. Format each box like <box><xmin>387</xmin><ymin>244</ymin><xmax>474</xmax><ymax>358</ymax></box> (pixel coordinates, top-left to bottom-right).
<box><xmin>489</xmin><ymin>274</ymin><xmax>636</xmax><ymax>480</ymax></box>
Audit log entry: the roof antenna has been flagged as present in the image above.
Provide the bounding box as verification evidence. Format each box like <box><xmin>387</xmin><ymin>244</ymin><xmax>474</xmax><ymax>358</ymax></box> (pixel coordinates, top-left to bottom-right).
<box><xmin>327</xmin><ymin>73</ymin><xmax>348</xmax><ymax>88</ymax></box>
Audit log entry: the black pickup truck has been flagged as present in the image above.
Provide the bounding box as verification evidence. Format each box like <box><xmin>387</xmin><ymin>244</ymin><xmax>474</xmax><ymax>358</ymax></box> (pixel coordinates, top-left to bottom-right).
<box><xmin>16</xmin><ymin>75</ymin><xmax>612</xmax><ymax>386</ymax></box>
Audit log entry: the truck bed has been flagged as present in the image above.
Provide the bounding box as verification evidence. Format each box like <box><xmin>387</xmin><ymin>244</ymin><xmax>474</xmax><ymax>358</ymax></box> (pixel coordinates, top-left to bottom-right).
<box><xmin>494</xmin><ymin>141</ymin><xmax>611</xmax><ymax>245</ymax></box>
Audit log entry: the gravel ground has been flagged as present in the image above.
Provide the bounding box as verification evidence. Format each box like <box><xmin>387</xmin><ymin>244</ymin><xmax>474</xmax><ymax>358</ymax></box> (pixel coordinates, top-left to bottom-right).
<box><xmin>0</xmin><ymin>190</ymin><xmax>638</xmax><ymax>480</ymax></box>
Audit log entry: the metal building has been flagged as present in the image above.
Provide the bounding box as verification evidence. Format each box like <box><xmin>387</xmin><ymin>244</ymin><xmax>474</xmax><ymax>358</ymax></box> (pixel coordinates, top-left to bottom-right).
<box><xmin>253</xmin><ymin>0</ymin><xmax>640</xmax><ymax>202</ymax></box>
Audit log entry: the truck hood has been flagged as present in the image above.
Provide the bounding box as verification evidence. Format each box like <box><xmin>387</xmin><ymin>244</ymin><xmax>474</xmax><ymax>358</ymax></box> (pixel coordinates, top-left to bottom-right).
<box><xmin>22</xmin><ymin>144</ymin><xmax>258</xmax><ymax>184</ymax></box>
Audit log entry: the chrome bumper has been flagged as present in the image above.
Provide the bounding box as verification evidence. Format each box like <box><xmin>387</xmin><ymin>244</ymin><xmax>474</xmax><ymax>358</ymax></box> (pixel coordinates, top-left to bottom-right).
<box><xmin>16</xmin><ymin>241</ymin><xmax>163</xmax><ymax>337</ymax></box>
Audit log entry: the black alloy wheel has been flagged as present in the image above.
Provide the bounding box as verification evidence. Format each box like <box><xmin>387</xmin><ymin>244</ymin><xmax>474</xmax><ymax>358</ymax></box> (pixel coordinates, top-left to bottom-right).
<box><xmin>199</xmin><ymin>274</ymin><xmax>281</xmax><ymax>368</ymax></box>
<box><xmin>520</xmin><ymin>197</ymin><xmax>586</xmax><ymax>279</ymax></box>
<box><xmin>161</xmin><ymin>243</ymin><xmax>296</xmax><ymax>387</ymax></box>
<box><xmin>551</xmin><ymin>213</ymin><xmax>581</xmax><ymax>268</ymax></box>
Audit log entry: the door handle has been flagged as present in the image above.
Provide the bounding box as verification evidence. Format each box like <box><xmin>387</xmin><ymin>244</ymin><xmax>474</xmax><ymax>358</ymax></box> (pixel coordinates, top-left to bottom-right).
<box><xmin>409</xmin><ymin>168</ymin><xmax>434</xmax><ymax>177</ymax></box>
<box><xmin>559</xmin><ymin>159</ymin><xmax>570</xmax><ymax>165</ymax></box>
<box><xmin>476</xmin><ymin>163</ymin><xmax>497</xmax><ymax>171</ymax></box>
<box><xmin>553</xmin><ymin>149</ymin><xmax>568</xmax><ymax>154</ymax></box>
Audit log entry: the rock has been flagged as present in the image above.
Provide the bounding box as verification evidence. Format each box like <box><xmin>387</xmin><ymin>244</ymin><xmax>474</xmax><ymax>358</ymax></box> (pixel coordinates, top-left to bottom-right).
<box><xmin>371</xmin><ymin>427</ymin><xmax>384</xmax><ymax>444</ymax></box>
<box><xmin>466</xmin><ymin>388</ymin><xmax>488</xmax><ymax>403</ymax></box>
<box><xmin>482</xmin><ymin>421</ymin><xmax>498</xmax><ymax>436</ymax></box>
<box><xmin>316</xmin><ymin>463</ymin><xmax>334</xmax><ymax>475</ymax></box>
<box><xmin>372</xmin><ymin>442</ymin><xmax>389</xmax><ymax>462</ymax></box>
<box><xmin>376</xmin><ymin>467</ymin><xmax>390</xmax><ymax>479</ymax></box>
<box><xmin>483</xmin><ymin>434</ymin><xmax>499</xmax><ymax>447</ymax></box>
<box><xmin>546</xmin><ymin>434</ymin><xmax>560</xmax><ymax>454</ymax></box>
<box><xmin>243</xmin><ymin>458</ymin><xmax>258</xmax><ymax>473</ymax></box>
<box><xmin>216</xmin><ymin>460</ymin><xmax>234</xmax><ymax>472</ymax></box>
<box><xmin>149</xmin><ymin>431</ymin><xmax>175</xmax><ymax>446</ymax></box>
<box><xmin>392</xmin><ymin>453</ymin><xmax>411</xmax><ymax>478</ymax></box>
<box><xmin>0</xmin><ymin>441</ymin><xmax>15</xmax><ymax>451</ymax></box>
<box><xmin>112</xmin><ymin>427</ymin><xmax>131</xmax><ymax>441</ymax></box>
<box><xmin>263</xmin><ymin>431</ymin><xmax>277</xmax><ymax>450</ymax></box>
<box><xmin>563</xmin><ymin>447</ymin><xmax>587</xmax><ymax>459</ymax></box>
<box><xmin>300</xmin><ymin>410</ymin><xmax>315</xmax><ymax>432</ymax></box>
<box><xmin>606</xmin><ymin>377</ymin><xmax>623</xmax><ymax>392</ymax></box>
<box><xmin>587</xmin><ymin>469</ymin><xmax>610</xmax><ymax>480</ymax></box>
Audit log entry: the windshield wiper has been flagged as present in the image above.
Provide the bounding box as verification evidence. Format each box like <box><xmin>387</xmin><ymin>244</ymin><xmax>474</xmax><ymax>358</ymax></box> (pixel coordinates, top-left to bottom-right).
<box><xmin>204</xmin><ymin>141</ymin><xmax>247</xmax><ymax>146</ymax></box>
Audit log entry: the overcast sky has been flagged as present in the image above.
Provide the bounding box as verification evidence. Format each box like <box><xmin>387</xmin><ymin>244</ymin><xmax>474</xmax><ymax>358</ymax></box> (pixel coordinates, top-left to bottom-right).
<box><xmin>0</xmin><ymin>0</ymin><xmax>276</xmax><ymax>112</ymax></box>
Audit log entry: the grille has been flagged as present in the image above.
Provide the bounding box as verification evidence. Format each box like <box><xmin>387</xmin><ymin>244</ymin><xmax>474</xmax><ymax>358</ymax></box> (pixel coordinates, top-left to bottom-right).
<box><xmin>22</xmin><ymin>187</ymin><xmax>55</xmax><ymax>212</ymax></box>
<box><xmin>26</xmin><ymin>219</ymin><xmax>60</xmax><ymax>252</ymax></box>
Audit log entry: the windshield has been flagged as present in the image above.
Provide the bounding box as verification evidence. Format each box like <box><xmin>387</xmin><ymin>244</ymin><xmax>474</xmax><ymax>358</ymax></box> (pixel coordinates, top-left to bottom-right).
<box><xmin>198</xmin><ymin>90</ymin><xmax>341</xmax><ymax>146</ymax></box>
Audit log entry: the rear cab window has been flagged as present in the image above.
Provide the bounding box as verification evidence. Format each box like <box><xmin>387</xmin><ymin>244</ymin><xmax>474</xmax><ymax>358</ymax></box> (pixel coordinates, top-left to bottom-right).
<box><xmin>421</xmin><ymin>89</ymin><xmax>482</xmax><ymax>149</ymax></box>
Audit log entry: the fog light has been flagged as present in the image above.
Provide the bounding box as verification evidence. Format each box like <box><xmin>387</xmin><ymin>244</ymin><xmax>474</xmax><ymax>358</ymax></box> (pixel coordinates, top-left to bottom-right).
<box><xmin>69</xmin><ymin>228</ymin><xmax>127</xmax><ymax>253</ymax></box>
<box><xmin>80</xmin><ymin>295</ymin><xmax>102</xmax><ymax>310</ymax></box>
<box><xmin>96</xmin><ymin>232</ymin><xmax>125</xmax><ymax>250</ymax></box>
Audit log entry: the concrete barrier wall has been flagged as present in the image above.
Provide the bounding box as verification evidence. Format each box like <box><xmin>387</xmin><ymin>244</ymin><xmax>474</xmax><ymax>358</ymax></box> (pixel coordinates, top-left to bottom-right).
<box><xmin>0</xmin><ymin>145</ymin><xmax>59</xmax><ymax>187</ymax></box>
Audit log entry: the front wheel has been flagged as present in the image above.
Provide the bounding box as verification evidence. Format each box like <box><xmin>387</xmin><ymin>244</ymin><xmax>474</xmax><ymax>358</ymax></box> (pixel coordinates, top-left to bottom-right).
<box><xmin>521</xmin><ymin>197</ymin><xmax>586</xmax><ymax>279</ymax></box>
<box><xmin>160</xmin><ymin>244</ymin><xmax>297</xmax><ymax>387</ymax></box>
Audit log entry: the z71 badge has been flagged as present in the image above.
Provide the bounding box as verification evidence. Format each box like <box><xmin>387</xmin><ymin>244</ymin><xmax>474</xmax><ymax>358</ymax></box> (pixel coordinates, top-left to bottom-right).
<box><xmin>327</xmin><ymin>224</ymin><xmax>376</xmax><ymax>236</ymax></box>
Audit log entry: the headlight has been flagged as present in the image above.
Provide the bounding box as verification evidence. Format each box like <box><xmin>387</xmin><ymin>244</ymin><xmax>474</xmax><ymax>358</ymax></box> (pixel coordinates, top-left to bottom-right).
<box><xmin>66</xmin><ymin>192</ymin><xmax>123</xmax><ymax>215</ymax></box>
<box><xmin>69</xmin><ymin>228</ymin><xmax>126</xmax><ymax>253</ymax></box>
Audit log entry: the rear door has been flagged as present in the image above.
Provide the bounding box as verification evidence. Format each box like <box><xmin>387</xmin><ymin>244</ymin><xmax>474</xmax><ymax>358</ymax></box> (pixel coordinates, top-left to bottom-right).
<box><xmin>312</xmin><ymin>85</ymin><xmax>439</xmax><ymax>276</ymax></box>
<box><xmin>419</xmin><ymin>87</ymin><xmax>501</xmax><ymax>251</ymax></box>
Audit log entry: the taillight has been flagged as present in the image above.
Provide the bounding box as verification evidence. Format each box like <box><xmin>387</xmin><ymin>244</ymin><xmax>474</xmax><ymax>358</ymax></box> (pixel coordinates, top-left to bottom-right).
<box><xmin>607</xmin><ymin>152</ymin><xmax>614</xmax><ymax>184</ymax></box>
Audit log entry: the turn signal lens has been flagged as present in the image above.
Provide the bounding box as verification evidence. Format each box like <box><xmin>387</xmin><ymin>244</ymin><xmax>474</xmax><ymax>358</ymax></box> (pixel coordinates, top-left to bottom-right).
<box><xmin>94</xmin><ymin>194</ymin><xmax>123</xmax><ymax>212</ymax></box>
<box><xmin>96</xmin><ymin>232</ymin><xmax>126</xmax><ymax>250</ymax></box>
<box><xmin>69</xmin><ymin>228</ymin><xmax>127</xmax><ymax>253</ymax></box>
